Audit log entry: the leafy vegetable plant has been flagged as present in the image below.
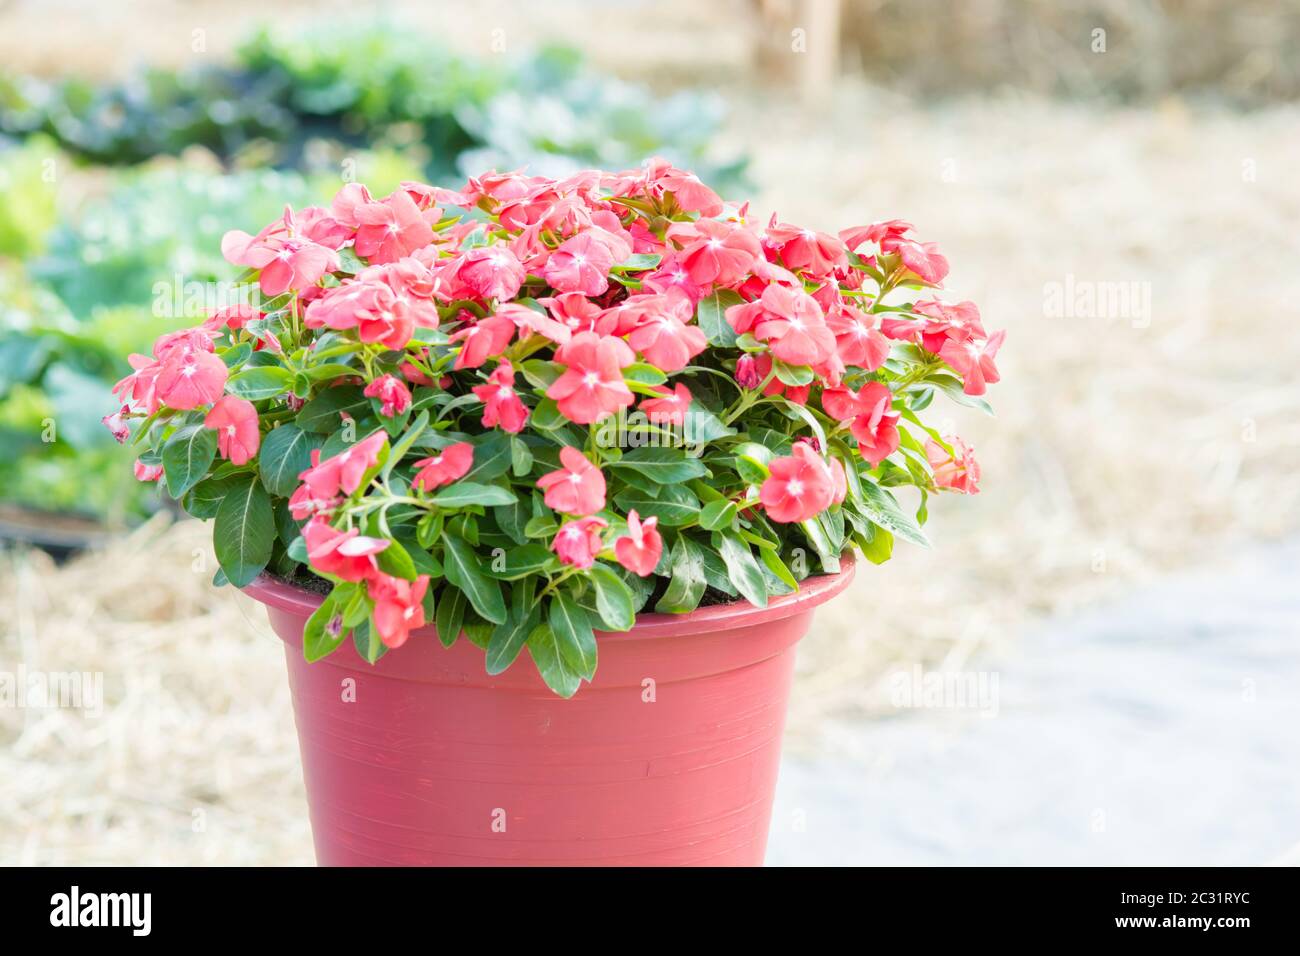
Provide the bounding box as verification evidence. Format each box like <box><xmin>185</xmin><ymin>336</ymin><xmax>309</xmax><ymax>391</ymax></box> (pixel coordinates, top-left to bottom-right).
<box><xmin>107</xmin><ymin>162</ymin><xmax>1003</xmax><ymax>696</ymax></box>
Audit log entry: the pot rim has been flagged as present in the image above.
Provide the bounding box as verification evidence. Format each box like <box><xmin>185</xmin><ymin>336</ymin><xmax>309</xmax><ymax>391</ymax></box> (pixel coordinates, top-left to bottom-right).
<box><xmin>243</xmin><ymin>551</ymin><xmax>855</xmax><ymax>641</ymax></box>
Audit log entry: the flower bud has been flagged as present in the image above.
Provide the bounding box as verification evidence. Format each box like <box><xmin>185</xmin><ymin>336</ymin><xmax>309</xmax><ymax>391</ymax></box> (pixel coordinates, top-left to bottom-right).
<box><xmin>735</xmin><ymin>354</ymin><xmax>760</xmax><ymax>389</ymax></box>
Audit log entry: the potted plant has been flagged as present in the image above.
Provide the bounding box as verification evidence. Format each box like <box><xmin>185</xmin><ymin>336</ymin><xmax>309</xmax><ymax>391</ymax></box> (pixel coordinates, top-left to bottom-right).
<box><xmin>106</xmin><ymin>160</ymin><xmax>1003</xmax><ymax>866</ymax></box>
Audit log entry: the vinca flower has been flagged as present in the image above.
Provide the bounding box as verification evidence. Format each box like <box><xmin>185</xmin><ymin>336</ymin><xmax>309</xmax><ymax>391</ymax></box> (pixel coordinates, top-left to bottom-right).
<box><xmin>106</xmin><ymin>158</ymin><xmax>1005</xmax><ymax>696</ymax></box>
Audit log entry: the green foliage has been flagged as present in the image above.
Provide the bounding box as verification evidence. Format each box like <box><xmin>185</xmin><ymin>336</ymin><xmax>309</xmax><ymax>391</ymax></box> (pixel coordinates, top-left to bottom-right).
<box><xmin>0</xmin><ymin>22</ymin><xmax>747</xmax><ymax>192</ymax></box>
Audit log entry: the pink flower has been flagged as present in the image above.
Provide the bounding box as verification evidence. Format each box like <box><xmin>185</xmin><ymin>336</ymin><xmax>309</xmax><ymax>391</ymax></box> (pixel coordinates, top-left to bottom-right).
<box><xmin>472</xmin><ymin>361</ymin><xmax>529</xmax><ymax>433</ymax></box>
<box><xmin>303</xmin><ymin>516</ymin><xmax>389</xmax><ymax>582</ymax></box>
<box><xmin>536</xmin><ymin>445</ymin><xmax>606</xmax><ymax>516</ymax></box>
<box><xmin>826</xmin><ymin>302</ymin><xmax>890</xmax><ymax>371</ymax></box>
<box><xmin>153</xmin><ymin>327</ymin><xmax>219</xmax><ymax>358</ymax></box>
<box><xmin>759</xmin><ymin>442</ymin><xmax>836</xmax><ymax>523</ymax></box>
<box><xmin>204</xmin><ymin>396</ymin><xmax>261</xmax><ymax>466</ymax></box>
<box><xmin>639</xmin><ymin>382</ymin><xmax>692</xmax><ymax>426</ymax></box>
<box><xmin>839</xmin><ymin>220</ymin><xmax>913</xmax><ymax>252</ymax></box>
<box><xmin>305</xmin><ymin>279</ymin><xmax>422</xmax><ymax>350</ymax></box>
<box><xmin>824</xmin><ymin>382</ymin><xmax>900</xmax><ymax>466</ymax></box>
<box><xmin>536</xmin><ymin>292</ymin><xmax>606</xmax><ymax>340</ymax></box>
<box><xmin>543</xmin><ymin>231</ymin><xmax>614</xmax><ymax>296</ymax></box>
<box><xmin>552</xmin><ymin>516</ymin><xmax>608</xmax><ymax>570</ymax></box>
<box><xmin>881</xmin><ymin>299</ymin><xmax>986</xmax><ymax>353</ymax></box>
<box><xmin>626</xmin><ymin>300</ymin><xmax>707</xmax><ymax>372</ymax></box>
<box><xmin>764</xmin><ymin>217</ymin><xmax>847</xmax><ymax>275</ymax></box>
<box><xmin>671</xmin><ymin>218</ymin><xmax>761</xmax><ymax>287</ymax></box>
<box><xmin>102</xmin><ymin>406</ymin><xmax>131</xmax><ymax>444</ymax></box>
<box><xmin>643</xmin><ymin>253</ymin><xmax>711</xmax><ymax>303</ymax></box>
<box><xmin>154</xmin><ymin>349</ymin><xmax>228</xmax><ymax>410</ymax></box>
<box><xmin>614</xmin><ymin>510</ymin><xmax>663</xmax><ymax>576</ymax></box>
<box><xmin>221</xmin><ymin>213</ymin><xmax>340</xmax><ymax>296</ymax></box>
<box><xmin>202</xmin><ymin>305</ymin><xmax>263</xmax><ymax>333</ymax></box>
<box><xmin>453</xmin><ymin>245</ymin><xmax>527</xmax><ymax>301</ymax></box>
<box><xmin>939</xmin><ymin>330</ymin><xmax>1006</xmax><ymax>396</ymax></box>
<box><xmin>133</xmin><ymin>459</ymin><xmax>163</xmax><ymax>482</ymax></box>
<box><xmin>827</xmin><ymin>454</ymin><xmax>848</xmax><ymax>504</ymax></box>
<box><xmin>730</xmin><ymin>284</ymin><xmax>835</xmax><ymax>367</ymax></box>
<box><xmin>369</xmin><ymin>574</ymin><xmax>430</xmax><ymax>649</ymax></box>
<box><xmin>926</xmin><ymin>436</ymin><xmax>981</xmax><ymax>494</ymax></box>
<box><xmin>652</xmin><ymin>162</ymin><xmax>723</xmax><ymax>216</ymax></box>
<box><xmin>884</xmin><ymin>236</ymin><xmax>949</xmax><ymax>285</ymax></box>
<box><xmin>298</xmin><ymin>430</ymin><xmax>387</xmax><ymax>499</ymax></box>
<box><xmin>296</xmin><ymin>206</ymin><xmax>352</xmax><ymax>249</ymax></box>
<box><xmin>352</xmin><ymin>190</ymin><xmax>435</xmax><ymax>264</ymax></box>
<box><xmin>289</xmin><ymin>482</ymin><xmax>339</xmax><ymax>521</ymax></box>
<box><xmin>546</xmin><ymin>331</ymin><xmax>636</xmax><ymax>424</ymax></box>
<box><xmin>450</xmin><ymin>313</ymin><xmax>516</xmax><ymax>370</ymax></box>
<box><xmin>412</xmin><ymin>442</ymin><xmax>474</xmax><ymax>491</ymax></box>
<box><xmin>112</xmin><ymin>354</ymin><xmax>164</xmax><ymax>414</ymax></box>
<box><xmin>364</xmin><ymin>375</ymin><xmax>412</xmax><ymax>418</ymax></box>
<box><xmin>330</xmin><ymin>183</ymin><xmax>374</xmax><ymax>226</ymax></box>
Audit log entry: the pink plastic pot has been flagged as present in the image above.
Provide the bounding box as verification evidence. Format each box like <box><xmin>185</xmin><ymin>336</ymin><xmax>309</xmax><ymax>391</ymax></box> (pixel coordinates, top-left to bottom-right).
<box><xmin>244</xmin><ymin>554</ymin><xmax>855</xmax><ymax>867</ymax></box>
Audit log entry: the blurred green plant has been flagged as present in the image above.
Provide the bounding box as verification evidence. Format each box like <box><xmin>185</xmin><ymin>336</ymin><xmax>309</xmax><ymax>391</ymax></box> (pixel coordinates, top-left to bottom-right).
<box><xmin>0</xmin><ymin>21</ymin><xmax>749</xmax><ymax>529</ymax></box>
<box><xmin>0</xmin><ymin>22</ymin><xmax>747</xmax><ymax>191</ymax></box>
<box><xmin>0</xmin><ymin>135</ymin><xmax>59</xmax><ymax>258</ymax></box>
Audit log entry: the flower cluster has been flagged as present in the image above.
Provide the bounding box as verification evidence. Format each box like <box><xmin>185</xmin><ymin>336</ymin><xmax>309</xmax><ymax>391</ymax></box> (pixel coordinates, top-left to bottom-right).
<box><xmin>109</xmin><ymin>160</ymin><xmax>1004</xmax><ymax>696</ymax></box>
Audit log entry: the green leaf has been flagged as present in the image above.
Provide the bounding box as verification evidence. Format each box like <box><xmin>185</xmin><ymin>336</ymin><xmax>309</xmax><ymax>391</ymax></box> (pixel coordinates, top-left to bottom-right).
<box><xmin>519</xmin><ymin>360</ymin><xmax>562</xmax><ymax>390</ymax></box>
<box><xmin>428</xmin><ymin>482</ymin><xmax>518</xmax><ymax>508</ymax></box>
<box><xmin>859</xmin><ymin>523</ymin><xmax>895</xmax><ymax>564</ymax></box>
<box><xmin>524</xmin><ymin>514</ymin><xmax>559</xmax><ymax>538</ymax></box>
<box><xmin>441</xmin><ymin>534</ymin><xmax>507</xmax><ymax>624</ymax></box>
<box><xmin>213</xmin><ymin>476</ymin><xmax>275</xmax><ymax>587</ymax></box>
<box><xmin>717</xmin><ymin>531</ymin><xmax>769</xmax><ymax>607</ymax></box>
<box><xmin>858</xmin><ymin>480</ymin><xmax>930</xmax><ymax>547</ymax></box>
<box><xmin>375</xmin><ymin>537</ymin><xmax>419</xmax><ymax>581</ymax></box>
<box><xmin>434</xmin><ymin>586</ymin><xmax>466</xmax><ymax>648</ymax></box>
<box><xmin>772</xmin><ymin>359</ymin><xmax>814</xmax><ymax>387</ymax></box>
<box><xmin>162</xmin><ymin>424</ymin><xmax>218</xmax><ymax>498</ymax></box>
<box><xmin>614</xmin><ymin>252</ymin><xmax>662</xmax><ymax>272</ymax></box>
<box><xmin>185</xmin><ymin>476</ymin><xmax>233</xmax><ymax>520</ymax></box>
<box><xmin>698</xmin><ymin>546</ymin><xmax>739</xmax><ymax>596</ymax></box>
<box><xmin>485</xmin><ymin>543</ymin><xmax>553</xmax><ymax>579</ymax></box>
<box><xmin>682</xmin><ymin>403</ymin><xmax>736</xmax><ymax>445</ymax></box>
<box><xmin>510</xmin><ymin>437</ymin><xmax>533</xmax><ymax>477</ymax></box>
<box><xmin>295</xmin><ymin>385</ymin><xmax>368</xmax><ymax>432</ymax></box>
<box><xmin>624</xmin><ymin>363</ymin><xmax>668</xmax><ymax>387</ymax></box>
<box><xmin>655</xmin><ymin>535</ymin><xmax>707</xmax><ymax>613</ymax></box>
<box><xmin>925</xmin><ymin>374</ymin><xmax>995</xmax><ymax>415</ymax></box>
<box><xmin>696</xmin><ymin>288</ymin><xmax>743</xmax><ymax>347</ymax></box>
<box><xmin>759</xmin><ymin>546</ymin><xmax>800</xmax><ymax>590</ymax></box>
<box><xmin>549</xmin><ymin>593</ymin><xmax>597</xmax><ymax>680</ymax></box>
<box><xmin>587</xmin><ymin>563</ymin><xmax>635</xmax><ymax>631</ymax></box>
<box><xmin>485</xmin><ymin>599</ymin><xmax>540</xmax><ymax>675</ymax></box>
<box><xmin>699</xmin><ymin>499</ymin><xmax>738</xmax><ymax>531</ymax></box>
<box><xmin>613</xmin><ymin>485</ymin><xmax>700</xmax><ymax>526</ymax></box>
<box><xmin>302</xmin><ymin>362</ymin><xmax>361</xmax><ymax>382</ymax></box>
<box><xmin>381</xmin><ymin>410</ymin><xmax>429</xmax><ymax>480</ymax></box>
<box><xmin>257</xmin><ymin>424</ymin><xmax>321</xmax><ymax>497</ymax></box>
<box><xmin>226</xmin><ymin>366</ymin><xmax>293</xmax><ymax>401</ymax></box>
<box><xmin>353</xmin><ymin>619</ymin><xmax>387</xmax><ymax>664</ymax></box>
<box><xmin>800</xmin><ymin>516</ymin><xmax>842</xmax><ymax>574</ymax></box>
<box><xmin>607</xmin><ymin>446</ymin><xmax>707</xmax><ymax>484</ymax></box>
<box><xmin>461</xmin><ymin>432</ymin><xmax>513</xmax><ymax>483</ymax></box>
<box><xmin>526</xmin><ymin>624</ymin><xmax>581</xmax><ymax>698</ymax></box>
<box><xmin>303</xmin><ymin>590</ymin><xmax>349</xmax><ymax>663</ymax></box>
<box><xmin>734</xmin><ymin>442</ymin><xmax>774</xmax><ymax>484</ymax></box>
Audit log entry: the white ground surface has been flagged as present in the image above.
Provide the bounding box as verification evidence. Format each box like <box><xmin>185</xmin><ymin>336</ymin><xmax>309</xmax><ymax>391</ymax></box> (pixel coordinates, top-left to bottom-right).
<box><xmin>769</xmin><ymin>541</ymin><xmax>1300</xmax><ymax>865</ymax></box>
